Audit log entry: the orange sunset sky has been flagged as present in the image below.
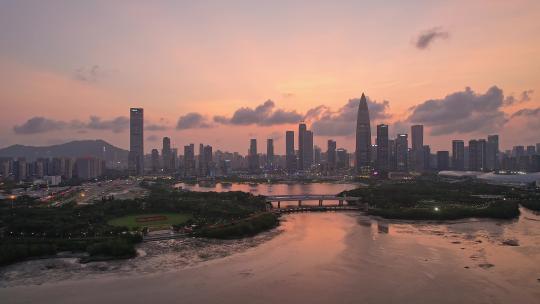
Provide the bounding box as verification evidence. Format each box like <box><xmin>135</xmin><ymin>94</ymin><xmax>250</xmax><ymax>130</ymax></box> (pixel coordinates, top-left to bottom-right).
<box><xmin>1</xmin><ymin>0</ymin><xmax>539</xmax><ymax>154</ymax></box>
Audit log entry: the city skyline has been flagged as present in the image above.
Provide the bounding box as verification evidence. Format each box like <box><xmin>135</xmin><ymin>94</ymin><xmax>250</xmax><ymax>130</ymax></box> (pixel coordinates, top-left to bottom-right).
<box><xmin>1</xmin><ymin>1</ymin><xmax>539</xmax><ymax>152</ymax></box>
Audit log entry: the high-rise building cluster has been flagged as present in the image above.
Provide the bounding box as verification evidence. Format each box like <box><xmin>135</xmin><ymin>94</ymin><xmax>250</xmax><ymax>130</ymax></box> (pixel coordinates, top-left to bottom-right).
<box><xmin>136</xmin><ymin>102</ymin><xmax>539</xmax><ymax>178</ymax></box>
<box><xmin>0</xmin><ymin>156</ymin><xmax>104</xmax><ymax>184</ymax></box>
<box><xmin>6</xmin><ymin>103</ymin><xmax>538</xmax><ymax>185</ymax></box>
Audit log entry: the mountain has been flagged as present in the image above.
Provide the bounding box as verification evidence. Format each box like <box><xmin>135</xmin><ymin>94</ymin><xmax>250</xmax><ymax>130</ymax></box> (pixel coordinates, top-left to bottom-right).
<box><xmin>0</xmin><ymin>140</ymin><xmax>129</xmax><ymax>163</ymax></box>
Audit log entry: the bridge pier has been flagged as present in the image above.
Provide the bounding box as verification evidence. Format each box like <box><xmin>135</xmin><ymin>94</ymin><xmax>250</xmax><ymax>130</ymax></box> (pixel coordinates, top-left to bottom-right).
<box><xmin>318</xmin><ymin>199</ymin><xmax>323</xmax><ymax>206</ymax></box>
<box><xmin>298</xmin><ymin>200</ymin><xmax>302</xmax><ymax>207</ymax></box>
<box><xmin>277</xmin><ymin>201</ymin><xmax>280</xmax><ymax>208</ymax></box>
<box><xmin>339</xmin><ymin>200</ymin><xmax>343</xmax><ymax>206</ymax></box>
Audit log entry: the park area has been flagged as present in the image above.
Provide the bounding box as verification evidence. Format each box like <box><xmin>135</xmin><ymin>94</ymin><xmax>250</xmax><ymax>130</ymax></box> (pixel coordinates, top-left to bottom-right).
<box><xmin>108</xmin><ymin>213</ymin><xmax>192</xmax><ymax>230</ymax></box>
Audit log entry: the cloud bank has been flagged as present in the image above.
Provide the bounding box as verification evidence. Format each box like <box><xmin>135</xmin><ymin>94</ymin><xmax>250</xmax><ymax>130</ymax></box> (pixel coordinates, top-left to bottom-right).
<box><xmin>13</xmin><ymin>116</ymin><xmax>129</xmax><ymax>134</ymax></box>
<box><xmin>407</xmin><ymin>86</ymin><xmax>507</xmax><ymax>135</ymax></box>
<box><xmin>176</xmin><ymin>113</ymin><xmax>213</xmax><ymax>130</ymax></box>
<box><xmin>213</xmin><ymin>100</ymin><xmax>302</xmax><ymax>126</ymax></box>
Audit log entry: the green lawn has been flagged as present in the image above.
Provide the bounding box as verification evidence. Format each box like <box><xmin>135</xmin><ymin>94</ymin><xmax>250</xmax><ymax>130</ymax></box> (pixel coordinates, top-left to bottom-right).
<box><xmin>108</xmin><ymin>213</ymin><xmax>192</xmax><ymax>229</ymax></box>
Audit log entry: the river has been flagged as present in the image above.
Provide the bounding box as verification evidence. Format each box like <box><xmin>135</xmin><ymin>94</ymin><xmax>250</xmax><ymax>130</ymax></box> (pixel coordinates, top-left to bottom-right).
<box><xmin>1</xmin><ymin>182</ymin><xmax>540</xmax><ymax>303</ymax></box>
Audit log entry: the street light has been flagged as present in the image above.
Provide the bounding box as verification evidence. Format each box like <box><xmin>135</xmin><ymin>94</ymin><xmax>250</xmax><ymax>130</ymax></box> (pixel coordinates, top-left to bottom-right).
<box><xmin>9</xmin><ymin>195</ymin><xmax>16</xmax><ymax>208</ymax></box>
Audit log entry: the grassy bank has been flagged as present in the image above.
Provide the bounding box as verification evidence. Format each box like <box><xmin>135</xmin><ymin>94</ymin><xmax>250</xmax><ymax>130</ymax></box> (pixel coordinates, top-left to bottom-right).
<box><xmin>342</xmin><ymin>180</ymin><xmax>524</xmax><ymax>220</ymax></box>
<box><xmin>197</xmin><ymin>212</ymin><xmax>279</xmax><ymax>239</ymax></box>
<box><xmin>0</xmin><ymin>234</ymin><xmax>141</xmax><ymax>267</ymax></box>
<box><xmin>369</xmin><ymin>201</ymin><xmax>520</xmax><ymax>220</ymax></box>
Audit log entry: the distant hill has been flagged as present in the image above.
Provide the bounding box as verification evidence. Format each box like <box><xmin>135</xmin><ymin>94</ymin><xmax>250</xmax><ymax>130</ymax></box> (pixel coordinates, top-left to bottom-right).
<box><xmin>0</xmin><ymin>140</ymin><xmax>129</xmax><ymax>163</ymax></box>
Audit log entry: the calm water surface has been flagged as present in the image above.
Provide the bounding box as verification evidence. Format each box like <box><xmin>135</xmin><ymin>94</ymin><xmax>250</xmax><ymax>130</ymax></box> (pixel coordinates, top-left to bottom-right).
<box><xmin>176</xmin><ymin>182</ymin><xmax>361</xmax><ymax>207</ymax></box>
<box><xmin>1</xmin><ymin>182</ymin><xmax>539</xmax><ymax>303</ymax></box>
<box><xmin>175</xmin><ymin>181</ymin><xmax>360</xmax><ymax>195</ymax></box>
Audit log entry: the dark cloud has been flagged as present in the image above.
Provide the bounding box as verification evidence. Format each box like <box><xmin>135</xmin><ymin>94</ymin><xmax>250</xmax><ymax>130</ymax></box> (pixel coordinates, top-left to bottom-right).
<box><xmin>407</xmin><ymin>86</ymin><xmax>507</xmax><ymax>136</ymax></box>
<box><xmin>13</xmin><ymin>117</ymin><xmax>67</xmax><ymax>134</ymax></box>
<box><xmin>503</xmin><ymin>89</ymin><xmax>534</xmax><ymax>106</ymax></box>
<box><xmin>176</xmin><ymin>113</ymin><xmax>213</xmax><ymax>130</ymax></box>
<box><xmin>13</xmin><ymin>116</ymin><xmax>129</xmax><ymax>134</ymax></box>
<box><xmin>511</xmin><ymin>107</ymin><xmax>540</xmax><ymax>118</ymax></box>
<box><xmin>74</xmin><ymin>65</ymin><xmax>103</xmax><ymax>83</ymax></box>
<box><xmin>308</xmin><ymin>97</ymin><xmax>391</xmax><ymax>136</ymax></box>
<box><xmin>86</xmin><ymin>116</ymin><xmax>129</xmax><ymax>133</ymax></box>
<box><xmin>507</xmin><ymin>107</ymin><xmax>540</xmax><ymax>140</ymax></box>
<box><xmin>214</xmin><ymin>100</ymin><xmax>302</xmax><ymax>126</ymax></box>
<box><xmin>415</xmin><ymin>27</ymin><xmax>449</xmax><ymax>49</ymax></box>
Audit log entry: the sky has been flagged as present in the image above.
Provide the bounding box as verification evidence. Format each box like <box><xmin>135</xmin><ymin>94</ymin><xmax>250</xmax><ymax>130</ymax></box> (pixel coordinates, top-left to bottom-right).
<box><xmin>1</xmin><ymin>0</ymin><xmax>539</xmax><ymax>154</ymax></box>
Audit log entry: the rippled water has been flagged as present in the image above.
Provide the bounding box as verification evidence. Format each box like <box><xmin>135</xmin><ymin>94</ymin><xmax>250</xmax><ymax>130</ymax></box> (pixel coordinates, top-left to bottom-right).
<box><xmin>1</xmin><ymin>182</ymin><xmax>540</xmax><ymax>303</ymax></box>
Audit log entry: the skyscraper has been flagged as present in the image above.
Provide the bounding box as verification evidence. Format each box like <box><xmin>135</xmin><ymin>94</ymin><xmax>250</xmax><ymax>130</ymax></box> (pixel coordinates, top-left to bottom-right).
<box><xmin>452</xmin><ymin>140</ymin><xmax>465</xmax><ymax>170</ymax></box>
<box><xmin>395</xmin><ymin>134</ymin><xmax>408</xmax><ymax>171</ymax></box>
<box><xmin>437</xmin><ymin>151</ymin><xmax>450</xmax><ymax>171</ymax></box>
<box><xmin>298</xmin><ymin>123</ymin><xmax>307</xmax><ymax>170</ymax></box>
<box><xmin>423</xmin><ymin>145</ymin><xmax>431</xmax><ymax>171</ymax></box>
<box><xmin>267</xmin><ymin>139</ymin><xmax>274</xmax><ymax>169</ymax></box>
<box><xmin>248</xmin><ymin>139</ymin><xmax>259</xmax><ymax>173</ymax></box>
<box><xmin>526</xmin><ymin>145</ymin><xmax>536</xmax><ymax>156</ymax></box>
<box><xmin>336</xmin><ymin>148</ymin><xmax>349</xmax><ymax>169</ymax></box>
<box><xmin>286</xmin><ymin>131</ymin><xmax>296</xmax><ymax>173</ymax></box>
<box><xmin>151</xmin><ymin>149</ymin><xmax>160</xmax><ymax>173</ymax></box>
<box><xmin>469</xmin><ymin>139</ymin><xmax>487</xmax><ymax>171</ymax></box>
<box><xmin>162</xmin><ymin>137</ymin><xmax>172</xmax><ymax>171</ymax></box>
<box><xmin>486</xmin><ymin>135</ymin><xmax>499</xmax><ymax>171</ymax></box>
<box><xmin>376</xmin><ymin>124</ymin><xmax>389</xmax><ymax>171</ymax></box>
<box><xmin>171</xmin><ymin>148</ymin><xmax>178</xmax><ymax>171</ymax></box>
<box><xmin>129</xmin><ymin>108</ymin><xmax>144</xmax><ymax>175</ymax></box>
<box><xmin>388</xmin><ymin>139</ymin><xmax>396</xmax><ymax>171</ymax></box>
<box><xmin>355</xmin><ymin>93</ymin><xmax>371</xmax><ymax>171</ymax></box>
<box><xmin>75</xmin><ymin>157</ymin><xmax>103</xmax><ymax>180</ymax></box>
<box><xmin>327</xmin><ymin>140</ymin><xmax>337</xmax><ymax>170</ymax></box>
<box><xmin>513</xmin><ymin>146</ymin><xmax>525</xmax><ymax>158</ymax></box>
<box><xmin>202</xmin><ymin>145</ymin><xmax>213</xmax><ymax>176</ymax></box>
<box><xmin>198</xmin><ymin>143</ymin><xmax>204</xmax><ymax>175</ymax></box>
<box><xmin>411</xmin><ymin>125</ymin><xmax>424</xmax><ymax>151</ymax></box>
<box><xmin>183</xmin><ymin>144</ymin><xmax>195</xmax><ymax>176</ymax></box>
<box><xmin>314</xmin><ymin>146</ymin><xmax>321</xmax><ymax>165</ymax></box>
<box><xmin>303</xmin><ymin>130</ymin><xmax>314</xmax><ymax>170</ymax></box>
<box><xmin>411</xmin><ymin>125</ymin><xmax>424</xmax><ymax>171</ymax></box>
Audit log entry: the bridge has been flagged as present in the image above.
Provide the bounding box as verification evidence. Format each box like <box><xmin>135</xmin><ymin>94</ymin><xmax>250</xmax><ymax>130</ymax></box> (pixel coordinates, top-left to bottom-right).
<box><xmin>272</xmin><ymin>205</ymin><xmax>364</xmax><ymax>214</ymax></box>
<box><xmin>265</xmin><ymin>194</ymin><xmax>362</xmax><ymax>208</ymax></box>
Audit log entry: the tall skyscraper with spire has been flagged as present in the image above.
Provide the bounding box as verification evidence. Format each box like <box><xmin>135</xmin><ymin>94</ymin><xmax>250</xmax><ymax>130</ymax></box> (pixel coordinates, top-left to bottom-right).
<box><xmin>355</xmin><ymin>93</ymin><xmax>371</xmax><ymax>171</ymax></box>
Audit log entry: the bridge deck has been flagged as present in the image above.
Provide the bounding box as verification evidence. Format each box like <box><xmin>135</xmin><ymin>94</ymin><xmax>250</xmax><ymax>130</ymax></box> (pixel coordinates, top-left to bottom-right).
<box><xmin>273</xmin><ymin>205</ymin><xmax>363</xmax><ymax>214</ymax></box>
<box><xmin>265</xmin><ymin>194</ymin><xmax>360</xmax><ymax>202</ymax></box>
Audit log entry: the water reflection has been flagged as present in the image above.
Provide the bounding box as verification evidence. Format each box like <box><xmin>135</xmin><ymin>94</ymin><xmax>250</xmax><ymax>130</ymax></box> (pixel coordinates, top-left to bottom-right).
<box><xmin>174</xmin><ymin>182</ymin><xmax>360</xmax><ymax>196</ymax></box>
<box><xmin>176</xmin><ymin>182</ymin><xmax>361</xmax><ymax>208</ymax></box>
